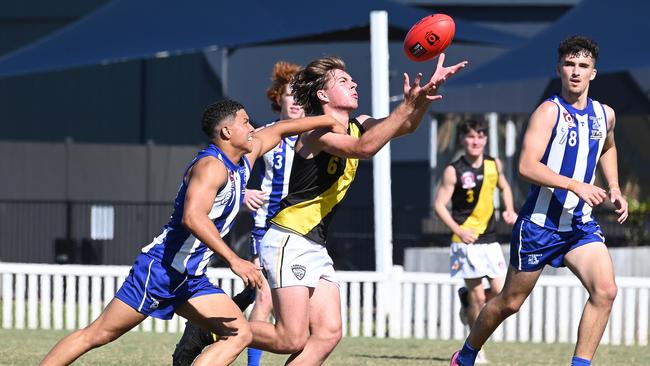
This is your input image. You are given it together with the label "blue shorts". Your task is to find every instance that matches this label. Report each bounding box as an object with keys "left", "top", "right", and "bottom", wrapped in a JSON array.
[
  {"left": 115, "top": 253, "right": 224, "bottom": 320},
  {"left": 250, "top": 226, "right": 267, "bottom": 257},
  {"left": 510, "top": 218, "right": 605, "bottom": 272}
]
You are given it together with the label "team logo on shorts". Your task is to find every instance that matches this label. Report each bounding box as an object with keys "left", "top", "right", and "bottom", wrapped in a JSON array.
[
  {"left": 527, "top": 254, "right": 542, "bottom": 265},
  {"left": 291, "top": 264, "right": 306, "bottom": 280},
  {"left": 149, "top": 297, "right": 160, "bottom": 310}
]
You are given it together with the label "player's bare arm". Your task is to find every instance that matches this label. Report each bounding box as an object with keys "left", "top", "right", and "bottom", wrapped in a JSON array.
[
  {"left": 434, "top": 165, "right": 477, "bottom": 244},
  {"left": 518, "top": 101, "right": 607, "bottom": 207},
  {"left": 310, "top": 55, "right": 468, "bottom": 160},
  {"left": 247, "top": 115, "right": 344, "bottom": 162},
  {"left": 495, "top": 158, "right": 517, "bottom": 224},
  {"left": 598, "top": 105, "right": 628, "bottom": 223},
  {"left": 362, "top": 54, "right": 468, "bottom": 138},
  {"left": 182, "top": 157, "right": 263, "bottom": 288}
]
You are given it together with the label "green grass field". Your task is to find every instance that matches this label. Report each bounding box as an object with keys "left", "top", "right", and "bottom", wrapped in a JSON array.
[{"left": 2, "top": 329, "right": 645, "bottom": 365}]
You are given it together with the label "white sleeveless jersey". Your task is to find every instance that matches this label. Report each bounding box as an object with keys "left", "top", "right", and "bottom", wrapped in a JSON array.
[
  {"left": 142, "top": 144, "right": 250, "bottom": 275},
  {"left": 519, "top": 95, "right": 608, "bottom": 232},
  {"left": 252, "top": 121, "right": 297, "bottom": 229}
]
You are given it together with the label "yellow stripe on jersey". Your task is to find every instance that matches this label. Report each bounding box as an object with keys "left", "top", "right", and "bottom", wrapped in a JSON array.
[
  {"left": 451, "top": 159, "right": 498, "bottom": 242},
  {"left": 271, "top": 121, "right": 362, "bottom": 240},
  {"left": 272, "top": 154, "right": 358, "bottom": 236}
]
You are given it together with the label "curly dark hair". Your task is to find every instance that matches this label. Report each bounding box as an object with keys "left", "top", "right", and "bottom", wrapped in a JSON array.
[
  {"left": 266, "top": 61, "right": 301, "bottom": 113},
  {"left": 201, "top": 99, "right": 244, "bottom": 138},
  {"left": 291, "top": 56, "right": 346, "bottom": 116},
  {"left": 558, "top": 35, "right": 599, "bottom": 63}
]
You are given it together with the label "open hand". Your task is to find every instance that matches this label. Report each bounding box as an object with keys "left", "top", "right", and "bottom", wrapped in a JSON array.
[{"left": 403, "top": 53, "right": 468, "bottom": 103}]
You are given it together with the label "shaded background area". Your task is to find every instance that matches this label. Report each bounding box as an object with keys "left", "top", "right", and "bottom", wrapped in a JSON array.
[{"left": 1, "top": 0, "right": 649, "bottom": 270}]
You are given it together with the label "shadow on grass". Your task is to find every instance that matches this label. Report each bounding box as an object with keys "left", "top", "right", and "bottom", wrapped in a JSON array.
[{"left": 354, "top": 354, "right": 451, "bottom": 362}]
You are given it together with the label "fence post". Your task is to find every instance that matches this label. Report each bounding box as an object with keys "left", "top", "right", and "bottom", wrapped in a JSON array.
[{"left": 389, "top": 265, "right": 403, "bottom": 338}]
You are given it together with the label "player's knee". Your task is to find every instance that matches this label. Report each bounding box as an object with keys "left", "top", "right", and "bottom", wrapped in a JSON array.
[
  {"left": 280, "top": 334, "right": 309, "bottom": 354},
  {"left": 84, "top": 328, "right": 118, "bottom": 348},
  {"left": 326, "top": 327, "right": 343, "bottom": 350},
  {"left": 592, "top": 281, "right": 617, "bottom": 306},
  {"left": 500, "top": 295, "right": 525, "bottom": 315},
  {"left": 313, "top": 320, "right": 342, "bottom": 352}
]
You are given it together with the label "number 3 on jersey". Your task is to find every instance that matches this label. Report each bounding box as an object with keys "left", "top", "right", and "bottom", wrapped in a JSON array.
[
  {"left": 466, "top": 189, "right": 474, "bottom": 203},
  {"left": 274, "top": 155, "right": 283, "bottom": 169}
]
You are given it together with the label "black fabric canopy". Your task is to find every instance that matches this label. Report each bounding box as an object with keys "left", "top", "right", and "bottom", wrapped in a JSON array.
[{"left": 0, "top": 0, "right": 523, "bottom": 78}]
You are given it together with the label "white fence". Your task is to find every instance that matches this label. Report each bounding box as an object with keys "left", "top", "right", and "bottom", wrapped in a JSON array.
[{"left": 1, "top": 262, "right": 648, "bottom": 346}]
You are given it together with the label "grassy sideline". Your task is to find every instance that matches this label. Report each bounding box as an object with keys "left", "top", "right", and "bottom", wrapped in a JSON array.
[{"left": 2, "top": 329, "right": 644, "bottom": 365}]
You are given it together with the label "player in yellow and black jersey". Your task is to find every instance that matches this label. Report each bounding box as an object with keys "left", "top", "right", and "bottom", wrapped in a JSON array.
[
  {"left": 449, "top": 154, "right": 499, "bottom": 244},
  {"left": 248, "top": 55, "right": 468, "bottom": 365},
  {"left": 271, "top": 118, "right": 363, "bottom": 245},
  {"left": 434, "top": 119, "right": 517, "bottom": 364}
]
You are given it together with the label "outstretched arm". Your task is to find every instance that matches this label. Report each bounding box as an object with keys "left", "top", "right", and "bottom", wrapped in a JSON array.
[
  {"left": 246, "top": 115, "right": 345, "bottom": 162},
  {"left": 598, "top": 105, "right": 628, "bottom": 223},
  {"left": 313, "top": 54, "right": 468, "bottom": 160},
  {"left": 495, "top": 158, "right": 517, "bottom": 224},
  {"left": 434, "top": 165, "right": 477, "bottom": 244},
  {"left": 182, "top": 157, "right": 263, "bottom": 288},
  {"left": 363, "top": 53, "right": 468, "bottom": 137}
]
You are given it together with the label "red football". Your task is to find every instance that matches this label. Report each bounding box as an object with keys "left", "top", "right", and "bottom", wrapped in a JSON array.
[{"left": 403, "top": 14, "right": 455, "bottom": 62}]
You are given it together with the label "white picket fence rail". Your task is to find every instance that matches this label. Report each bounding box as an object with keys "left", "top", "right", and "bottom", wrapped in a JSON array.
[{"left": 1, "top": 262, "right": 648, "bottom": 346}]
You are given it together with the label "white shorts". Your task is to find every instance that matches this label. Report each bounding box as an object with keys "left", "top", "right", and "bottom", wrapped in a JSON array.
[
  {"left": 259, "top": 225, "right": 338, "bottom": 289},
  {"left": 450, "top": 242, "right": 507, "bottom": 279}
]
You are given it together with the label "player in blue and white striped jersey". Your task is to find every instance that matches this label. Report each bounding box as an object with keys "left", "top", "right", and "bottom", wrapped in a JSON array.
[
  {"left": 171, "top": 62, "right": 305, "bottom": 366},
  {"left": 452, "top": 36, "right": 629, "bottom": 366},
  {"left": 41, "top": 100, "right": 344, "bottom": 366}
]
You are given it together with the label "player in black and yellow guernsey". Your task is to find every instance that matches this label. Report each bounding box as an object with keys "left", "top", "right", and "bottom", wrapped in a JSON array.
[
  {"left": 246, "top": 55, "right": 467, "bottom": 365},
  {"left": 434, "top": 119, "right": 517, "bottom": 364},
  {"left": 269, "top": 116, "right": 364, "bottom": 244}
]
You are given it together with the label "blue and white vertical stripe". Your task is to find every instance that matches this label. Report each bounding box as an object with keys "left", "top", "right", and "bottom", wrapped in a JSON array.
[
  {"left": 142, "top": 144, "right": 250, "bottom": 276},
  {"left": 519, "top": 95, "right": 608, "bottom": 232},
  {"left": 252, "top": 121, "right": 296, "bottom": 230}
]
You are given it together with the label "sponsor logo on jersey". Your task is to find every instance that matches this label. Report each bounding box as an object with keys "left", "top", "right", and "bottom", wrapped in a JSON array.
[
  {"left": 460, "top": 171, "right": 476, "bottom": 189},
  {"left": 589, "top": 115, "right": 602, "bottom": 130},
  {"left": 563, "top": 111, "right": 575, "bottom": 128},
  {"left": 590, "top": 130, "right": 603, "bottom": 140},
  {"left": 291, "top": 264, "right": 306, "bottom": 280}
]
